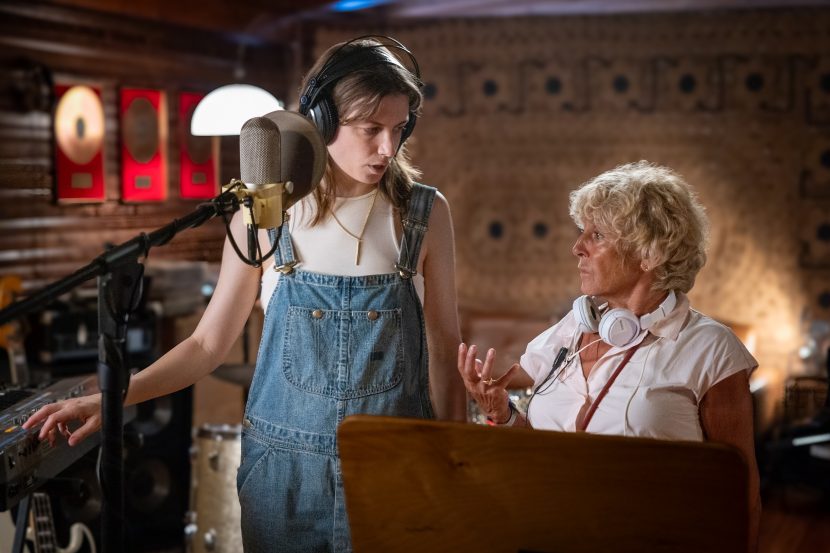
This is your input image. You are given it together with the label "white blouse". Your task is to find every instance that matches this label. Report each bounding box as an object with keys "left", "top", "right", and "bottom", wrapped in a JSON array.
[{"left": 519, "top": 293, "right": 757, "bottom": 441}]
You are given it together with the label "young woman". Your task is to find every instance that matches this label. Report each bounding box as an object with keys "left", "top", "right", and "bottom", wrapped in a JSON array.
[{"left": 26, "top": 36, "right": 466, "bottom": 552}]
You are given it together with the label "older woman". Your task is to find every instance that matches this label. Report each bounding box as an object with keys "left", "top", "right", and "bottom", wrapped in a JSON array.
[{"left": 458, "top": 161, "right": 760, "bottom": 551}]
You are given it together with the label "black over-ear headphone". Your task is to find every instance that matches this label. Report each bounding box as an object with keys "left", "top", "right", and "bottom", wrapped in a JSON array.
[{"left": 298, "top": 35, "right": 422, "bottom": 148}]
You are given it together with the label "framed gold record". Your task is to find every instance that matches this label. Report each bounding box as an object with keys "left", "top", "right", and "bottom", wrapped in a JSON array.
[
  {"left": 54, "top": 84, "right": 106, "bottom": 202},
  {"left": 55, "top": 85, "right": 104, "bottom": 165},
  {"left": 179, "top": 91, "right": 218, "bottom": 199},
  {"left": 120, "top": 88, "right": 168, "bottom": 202}
]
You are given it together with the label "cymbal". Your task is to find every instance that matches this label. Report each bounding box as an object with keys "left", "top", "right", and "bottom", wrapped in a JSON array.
[{"left": 212, "top": 363, "right": 255, "bottom": 387}]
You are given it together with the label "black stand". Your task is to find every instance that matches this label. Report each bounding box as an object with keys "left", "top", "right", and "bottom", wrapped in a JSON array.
[
  {"left": 0, "top": 188, "right": 240, "bottom": 553},
  {"left": 97, "top": 261, "right": 143, "bottom": 552},
  {"left": 11, "top": 494, "right": 30, "bottom": 553}
]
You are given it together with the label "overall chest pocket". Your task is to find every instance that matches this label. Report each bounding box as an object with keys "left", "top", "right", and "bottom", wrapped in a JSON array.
[{"left": 282, "top": 305, "right": 404, "bottom": 398}]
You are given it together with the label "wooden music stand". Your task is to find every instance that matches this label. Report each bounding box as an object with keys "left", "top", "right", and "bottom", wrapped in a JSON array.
[{"left": 338, "top": 416, "right": 748, "bottom": 553}]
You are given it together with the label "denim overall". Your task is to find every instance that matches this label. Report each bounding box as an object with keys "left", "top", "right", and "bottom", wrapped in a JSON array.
[{"left": 237, "top": 184, "right": 437, "bottom": 553}]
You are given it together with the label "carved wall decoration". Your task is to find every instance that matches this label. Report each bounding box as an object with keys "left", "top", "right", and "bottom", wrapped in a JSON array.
[
  {"left": 656, "top": 56, "right": 721, "bottom": 112},
  {"left": 524, "top": 58, "right": 582, "bottom": 113},
  {"left": 806, "top": 55, "right": 830, "bottom": 125},
  {"left": 421, "top": 61, "right": 478, "bottom": 118},
  {"left": 726, "top": 55, "right": 792, "bottom": 112},
  {"left": 801, "top": 132, "right": 830, "bottom": 198},
  {"left": 317, "top": 8, "right": 830, "bottom": 374},
  {"left": 463, "top": 62, "right": 515, "bottom": 114},
  {"left": 587, "top": 57, "right": 654, "bottom": 112},
  {"left": 807, "top": 271, "right": 830, "bottom": 317},
  {"left": 801, "top": 205, "right": 830, "bottom": 268}
]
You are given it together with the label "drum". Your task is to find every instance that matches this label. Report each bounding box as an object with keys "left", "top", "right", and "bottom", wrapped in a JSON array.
[{"left": 187, "top": 424, "right": 242, "bottom": 553}]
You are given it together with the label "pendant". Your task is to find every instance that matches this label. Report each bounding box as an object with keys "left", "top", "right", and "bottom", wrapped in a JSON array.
[{"left": 355, "top": 239, "right": 362, "bottom": 265}]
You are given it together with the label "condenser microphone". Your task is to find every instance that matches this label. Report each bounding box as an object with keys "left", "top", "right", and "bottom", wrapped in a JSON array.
[
  {"left": 261, "top": 109, "right": 327, "bottom": 207},
  {"left": 234, "top": 110, "right": 326, "bottom": 266},
  {"left": 238, "top": 111, "right": 327, "bottom": 229},
  {"left": 239, "top": 116, "right": 282, "bottom": 231}
]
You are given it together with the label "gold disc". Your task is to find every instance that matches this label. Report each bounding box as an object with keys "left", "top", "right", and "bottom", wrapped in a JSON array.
[{"left": 55, "top": 85, "right": 105, "bottom": 165}]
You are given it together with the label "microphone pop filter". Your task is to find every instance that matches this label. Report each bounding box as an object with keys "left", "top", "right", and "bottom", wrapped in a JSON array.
[{"left": 262, "top": 110, "right": 327, "bottom": 209}]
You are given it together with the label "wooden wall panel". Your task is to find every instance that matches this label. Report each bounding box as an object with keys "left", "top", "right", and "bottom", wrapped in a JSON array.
[{"left": 0, "top": 1, "right": 292, "bottom": 293}]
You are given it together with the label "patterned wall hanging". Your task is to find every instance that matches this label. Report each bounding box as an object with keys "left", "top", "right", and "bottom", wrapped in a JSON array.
[
  {"left": 54, "top": 84, "right": 105, "bottom": 203},
  {"left": 121, "top": 88, "right": 168, "bottom": 202},
  {"left": 801, "top": 134, "right": 830, "bottom": 199},
  {"left": 179, "top": 91, "right": 218, "bottom": 200}
]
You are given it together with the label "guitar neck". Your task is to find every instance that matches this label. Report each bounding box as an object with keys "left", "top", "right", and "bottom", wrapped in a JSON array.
[{"left": 30, "top": 492, "right": 60, "bottom": 553}]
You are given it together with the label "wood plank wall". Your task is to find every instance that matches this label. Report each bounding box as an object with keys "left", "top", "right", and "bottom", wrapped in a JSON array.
[{"left": 0, "top": 1, "right": 294, "bottom": 293}]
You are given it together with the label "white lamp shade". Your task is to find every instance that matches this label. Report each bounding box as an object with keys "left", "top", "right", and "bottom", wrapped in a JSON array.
[{"left": 190, "top": 84, "right": 283, "bottom": 136}]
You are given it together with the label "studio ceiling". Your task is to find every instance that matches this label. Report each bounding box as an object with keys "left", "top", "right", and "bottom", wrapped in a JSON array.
[{"left": 44, "top": 0, "right": 830, "bottom": 40}]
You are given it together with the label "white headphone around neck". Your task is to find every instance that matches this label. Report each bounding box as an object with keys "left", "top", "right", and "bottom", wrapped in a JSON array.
[{"left": 573, "top": 290, "right": 677, "bottom": 348}]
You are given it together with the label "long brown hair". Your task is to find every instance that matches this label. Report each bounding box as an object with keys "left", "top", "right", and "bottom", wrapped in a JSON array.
[{"left": 300, "top": 38, "right": 423, "bottom": 225}]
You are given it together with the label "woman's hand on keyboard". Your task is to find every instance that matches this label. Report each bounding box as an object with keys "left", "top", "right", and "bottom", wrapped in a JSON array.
[{"left": 22, "top": 393, "right": 102, "bottom": 446}]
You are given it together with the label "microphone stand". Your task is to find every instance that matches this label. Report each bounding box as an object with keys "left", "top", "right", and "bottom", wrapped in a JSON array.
[{"left": 0, "top": 186, "right": 241, "bottom": 553}]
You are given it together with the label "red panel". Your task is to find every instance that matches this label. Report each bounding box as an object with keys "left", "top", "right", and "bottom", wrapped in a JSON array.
[
  {"left": 120, "top": 88, "right": 168, "bottom": 202},
  {"left": 54, "top": 84, "right": 106, "bottom": 203},
  {"left": 179, "top": 91, "right": 218, "bottom": 200}
]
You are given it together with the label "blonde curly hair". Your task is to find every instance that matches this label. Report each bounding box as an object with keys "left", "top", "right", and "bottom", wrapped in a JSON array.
[{"left": 568, "top": 161, "right": 709, "bottom": 293}]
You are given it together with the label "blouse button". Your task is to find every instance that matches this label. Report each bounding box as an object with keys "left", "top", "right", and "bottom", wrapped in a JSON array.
[
  {"left": 312, "top": 309, "right": 324, "bottom": 319},
  {"left": 367, "top": 310, "right": 379, "bottom": 321}
]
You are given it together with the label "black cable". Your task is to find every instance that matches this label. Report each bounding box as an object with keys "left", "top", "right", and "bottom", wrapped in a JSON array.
[
  {"left": 523, "top": 346, "right": 570, "bottom": 426},
  {"left": 220, "top": 210, "right": 280, "bottom": 268},
  {"left": 535, "top": 346, "right": 570, "bottom": 396}
]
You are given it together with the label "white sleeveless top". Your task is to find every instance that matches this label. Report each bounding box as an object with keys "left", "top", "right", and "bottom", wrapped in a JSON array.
[{"left": 260, "top": 191, "right": 426, "bottom": 308}]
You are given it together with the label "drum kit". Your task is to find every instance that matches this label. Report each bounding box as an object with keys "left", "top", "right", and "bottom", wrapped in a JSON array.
[
  {"left": 185, "top": 363, "right": 253, "bottom": 552},
  {"left": 186, "top": 424, "right": 242, "bottom": 552}
]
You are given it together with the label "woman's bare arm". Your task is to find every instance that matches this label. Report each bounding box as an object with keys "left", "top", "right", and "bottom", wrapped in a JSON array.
[
  {"left": 421, "top": 192, "right": 466, "bottom": 421},
  {"left": 24, "top": 211, "right": 263, "bottom": 444}
]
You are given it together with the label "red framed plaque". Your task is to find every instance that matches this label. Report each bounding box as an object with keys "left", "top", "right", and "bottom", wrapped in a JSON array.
[
  {"left": 121, "top": 88, "right": 168, "bottom": 202},
  {"left": 54, "top": 84, "right": 105, "bottom": 203},
  {"left": 179, "top": 91, "right": 218, "bottom": 199}
]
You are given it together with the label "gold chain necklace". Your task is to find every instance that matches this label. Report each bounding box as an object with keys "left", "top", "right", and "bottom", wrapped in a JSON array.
[{"left": 329, "top": 190, "right": 378, "bottom": 265}]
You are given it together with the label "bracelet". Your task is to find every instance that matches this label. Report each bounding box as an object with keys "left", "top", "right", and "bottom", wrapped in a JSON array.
[{"left": 486, "top": 399, "right": 518, "bottom": 426}]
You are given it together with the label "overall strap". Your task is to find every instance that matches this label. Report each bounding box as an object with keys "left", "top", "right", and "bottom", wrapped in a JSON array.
[
  {"left": 395, "top": 183, "right": 437, "bottom": 279},
  {"left": 267, "top": 221, "right": 298, "bottom": 274}
]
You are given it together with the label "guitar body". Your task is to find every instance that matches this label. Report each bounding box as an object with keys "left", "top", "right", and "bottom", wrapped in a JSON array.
[{"left": 27, "top": 492, "right": 95, "bottom": 553}]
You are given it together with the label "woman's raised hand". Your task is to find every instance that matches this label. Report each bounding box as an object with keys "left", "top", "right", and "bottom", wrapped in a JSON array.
[
  {"left": 21, "top": 394, "right": 102, "bottom": 447},
  {"left": 457, "top": 343, "right": 520, "bottom": 424}
]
